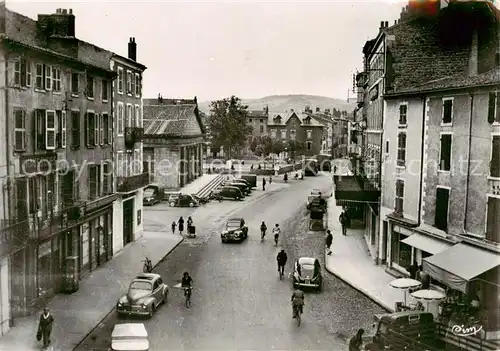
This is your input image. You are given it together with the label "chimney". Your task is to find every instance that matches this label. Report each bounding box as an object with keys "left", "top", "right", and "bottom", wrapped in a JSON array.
[
  {"left": 62, "top": 9, "right": 67, "bottom": 14},
  {"left": 468, "top": 31, "right": 478, "bottom": 76},
  {"left": 290, "top": 108, "right": 294, "bottom": 113},
  {"left": 128, "top": 37, "right": 137, "bottom": 61},
  {"left": 379, "top": 21, "right": 384, "bottom": 31},
  {"left": 384, "top": 21, "right": 388, "bottom": 28},
  {"left": 37, "top": 8, "right": 76, "bottom": 37},
  {"left": 158, "top": 93, "right": 163, "bottom": 104},
  {"left": 69, "top": 9, "right": 73, "bottom": 14}
]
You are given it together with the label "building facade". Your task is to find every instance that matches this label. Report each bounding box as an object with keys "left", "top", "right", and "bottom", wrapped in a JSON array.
[
  {"left": 111, "top": 39, "right": 148, "bottom": 254},
  {"left": 267, "top": 110, "right": 324, "bottom": 157},
  {"left": 143, "top": 97, "right": 205, "bottom": 189},
  {"left": 246, "top": 107, "right": 269, "bottom": 137},
  {"left": 0, "top": 6, "right": 119, "bottom": 324}
]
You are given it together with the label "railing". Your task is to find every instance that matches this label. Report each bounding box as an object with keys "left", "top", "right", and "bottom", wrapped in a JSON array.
[
  {"left": 116, "top": 172, "right": 150, "bottom": 193},
  {"left": 0, "top": 219, "right": 30, "bottom": 257},
  {"left": 436, "top": 321, "right": 500, "bottom": 351}
]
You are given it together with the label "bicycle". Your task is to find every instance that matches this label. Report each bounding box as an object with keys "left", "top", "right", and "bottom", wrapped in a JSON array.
[
  {"left": 274, "top": 234, "right": 279, "bottom": 246},
  {"left": 293, "top": 304, "right": 302, "bottom": 326},
  {"left": 183, "top": 287, "right": 192, "bottom": 308},
  {"left": 143, "top": 257, "right": 153, "bottom": 273}
]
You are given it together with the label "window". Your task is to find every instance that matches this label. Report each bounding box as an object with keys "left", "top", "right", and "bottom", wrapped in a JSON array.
[
  {"left": 102, "top": 113, "right": 111, "bottom": 144},
  {"left": 135, "top": 73, "right": 141, "bottom": 96},
  {"left": 439, "top": 134, "right": 452, "bottom": 171},
  {"left": 307, "top": 130, "right": 312, "bottom": 139},
  {"left": 306, "top": 141, "right": 312, "bottom": 150},
  {"left": 281, "top": 130, "right": 286, "bottom": 139},
  {"left": 56, "top": 110, "right": 66, "bottom": 148},
  {"left": 399, "top": 104, "right": 407, "bottom": 125},
  {"left": 116, "top": 151, "right": 124, "bottom": 177},
  {"left": 117, "top": 103, "right": 124, "bottom": 135},
  {"left": 34, "top": 109, "right": 46, "bottom": 150},
  {"left": 35, "top": 64, "right": 44, "bottom": 89},
  {"left": 86, "top": 75, "right": 94, "bottom": 99},
  {"left": 45, "top": 111, "right": 56, "bottom": 150},
  {"left": 127, "top": 70, "right": 132, "bottom": 94},
  {"left": 71, "top": 72, "right": 79, "bottom": 95},
  {"left": 88, "top": 165, "right": 101, "bottom": 200},
  {"left": 134, "top": 149, "right": 141, "bottom": 174},
  {"left": 135, "top": 105, "right": 140, "bottom": 127},
  {"left": 45, "top": 65, "right": 52, "bottom": 90},
  {"left": 25, "top": 61, "right": 32, "bottom": 87},
  {"left": 271, "top": 130, "right": 276, "bottom": 138},
  {"left": 131, "top": 73, "right": 136, "bottom": 97},
  {"left": 127, "top": 104, "right": 133, "bottom": 127},
  {"left": 102, "top": 79, "right": 108, "bottom": 101},
  {"left": 385, "top": 140, "right": 389, "bottom": 154},
  {"left": 442, "top": 98, "right": 453, "bottom": 124},
  {"left": 491, "top": 135, "right": 500, "bottom": 178},
  {"left": 98, "top": 114, "right": 104, "bottom": 145},
  {"left": 103, "top": 162, "right": 111, "bottom": 194},
  {"left": 391, "top": 231, "right": 411, "bottom": 269},
  {"left": 486, "top": 197, "right": 500, "bottom": 243},
  {"left": 435, "top": 187, "right": 450, "bottom": 231},
  {"left": 248, "top": 118, "right": 251, "bottom": 123},
  {"left": 397, "top": 133, "right": 406, "bottom": 166},
  {"left": 14, "top": 59, "right": 21, "bottom": 86},
  {"left": 85, "top": 112, "right": 96, "bottom": 146},
  {"left": 13, "top": 109, "right": 26, "bottom": 151},
  {"left": 117, "top": 67, "right": 124, "bottom": 94},
  {"left": 304, "top": 117, "right": 310, "bottom": 125},
  {"left": 290, "top": 129, "right": 296, "bottom": 140},
  {"left": 259, "top": 125, "right": 264, "bottom": 133},
  {"left": 395, "top": 179, "right": 404, "bottom": 214},
  {"left": 260, "top": 119, "right": 264, "bottom": 123},
  {"left": 52, "top": 67, "right": 61, "bottom": 92},
  {"left": 71, "top": 110, "right": 80, "bottom": 148},
  {"left": 95, "top": 114, "right": 101, "bottom": 146}
]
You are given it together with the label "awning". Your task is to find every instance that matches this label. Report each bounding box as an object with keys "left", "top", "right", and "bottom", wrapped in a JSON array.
[
  {"left": 401, "top": 233, "right": 452, "bottom": 255},
  {"left": 423, "top": 243, "right": 500, "bottom": 293},
  {"left": 334, "top": 175, "right": 379, "bottom": 204}
]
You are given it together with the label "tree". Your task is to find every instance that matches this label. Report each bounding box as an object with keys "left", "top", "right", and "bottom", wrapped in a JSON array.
[
  {"left": 208, "top": 96, "right": 253, "bottom": 158},
  {"left": 286, "top": 139, "right": 304, "bottom": 160},
  {"left": 271, "top": 139, "right": 285, "bottom": 156}
]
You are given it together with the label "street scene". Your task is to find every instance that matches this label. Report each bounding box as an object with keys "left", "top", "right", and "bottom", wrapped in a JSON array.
[{"left": 0, "top": 1, "right": 499, "bottom": 351}]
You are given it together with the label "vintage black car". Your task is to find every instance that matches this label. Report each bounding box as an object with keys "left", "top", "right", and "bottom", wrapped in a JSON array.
[
  {"left": 221, "top": 218, "right": 248, "bottom": 242},
  {"left": 214, "top": 186, "right": 244, "bottom": 200},
  {"left": 143, "top": 188, "right": 160, "bottom": 206},
  {"left": 240, "top": 174, "right": 257, "bottom": 188},
  {"left": 169, "top": 194, "right": 199, "bottom": 207},
  {"left": 232, "top": 179, "right": 252, "bottom": 194},
  {"left": 225, "top": 181, "right": 249, "bottom": 196},
  {"left": 116, "top": 273, "right": 169, "bottom": 318},
  {"left": 293, "top": 257, "right": 322, "bottom": 291}
]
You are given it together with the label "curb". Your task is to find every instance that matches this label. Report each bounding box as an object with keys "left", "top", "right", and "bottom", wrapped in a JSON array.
[
  {"left": 324, "top": 252, "right": 393, "bottom": 313},
  {"left": 72, "top": 237, "right": 184, "bottom": 351}
]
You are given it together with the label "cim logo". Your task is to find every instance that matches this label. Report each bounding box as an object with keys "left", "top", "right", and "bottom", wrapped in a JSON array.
[{"left": 451, "top": 324, "right": 483, "bottom": 337}]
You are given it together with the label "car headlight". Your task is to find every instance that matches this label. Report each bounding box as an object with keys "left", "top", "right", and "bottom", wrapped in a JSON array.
[
  {"left": 117, "top": 302, "right": 122, "bottom": 307},
  {"left": 142, "top": 304, "right": 147, "bottom": 309}
]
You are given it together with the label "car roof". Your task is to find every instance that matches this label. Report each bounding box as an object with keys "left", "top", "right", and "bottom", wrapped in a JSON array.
[
  {"left": 112, "top": 323, "right": 148, "bottom": 338},
  {"left": 298, "top": 257, "right": 316, "bottom": 265},
  {"left": 228, "top": 218, "right": 243, "bottom": 222},
  {"left": 134, "top": 273, "right": 160, "bottom": 281}
]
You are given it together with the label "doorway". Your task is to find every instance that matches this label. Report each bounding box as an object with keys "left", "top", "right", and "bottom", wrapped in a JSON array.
[{"left": 123, "top": 199, "right": 134, "bottom": 246}]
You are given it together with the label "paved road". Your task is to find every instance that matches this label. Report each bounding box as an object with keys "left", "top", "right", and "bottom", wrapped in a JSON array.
[{"left": 76, "top": 173, "right": 384, "bottom": 350}]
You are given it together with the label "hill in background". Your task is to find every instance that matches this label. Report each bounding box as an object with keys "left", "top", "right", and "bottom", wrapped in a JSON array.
[{"left": 198, "top": 94, "right": 354, "bottom": 114}]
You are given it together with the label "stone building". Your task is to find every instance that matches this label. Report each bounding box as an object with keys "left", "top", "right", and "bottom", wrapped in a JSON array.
[
  {"left": 0, "top": 6, "right": 117, "bottom": 324},
  {"left": 111, "top": 39, "right": 148, "bottom": 253},
  {"left": 143, "top": 96, "right": 205, "bottom": 189}
]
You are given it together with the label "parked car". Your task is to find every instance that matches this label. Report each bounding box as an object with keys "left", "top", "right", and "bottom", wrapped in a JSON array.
[
  {"left": 306, "top": 194, "right": 320, "bottom": 209},
  {"left": 240, "top": 174, "right": 257, "bottom": 188},
  {"left": 232, "top": 179, "right": 252, "bottom": 194},
  {"left": 169, "top": 194, "right": 199, "bottom": 207},
  {"left": 226, "top": 182, "right": 249, "bottom": 196},
  {"left": 116, "top": 273, "right": 169, "bottom": 318},
  {"left": 293, "top": 257, "right": 322, "bottom": 291},
  {"left": 111, "top": 323, "right": 149, "bottom": 351},
  {"left": 143, "top": 188, "right": 160, "bottom": 206},
  {"left": 213, "top": 186, "right": 244, "bottom": 201},
  {"left": 221, "top": 218, "right": 248, "bottom": 243},
  {"left": 310, "top": 189, "right": 321, "bottom": 195}
]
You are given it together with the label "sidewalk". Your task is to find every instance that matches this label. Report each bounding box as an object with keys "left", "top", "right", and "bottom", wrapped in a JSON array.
[
  {"left": 0, "top": 222, "right": 183, "bottom": 351},
  {"left": 324, "top": 159, "right": 401, "bottom": 313}
]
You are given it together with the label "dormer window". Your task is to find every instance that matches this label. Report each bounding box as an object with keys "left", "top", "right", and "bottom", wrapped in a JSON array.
[{"left": 304, "top": 117, "right": 311, "bottom": 125}]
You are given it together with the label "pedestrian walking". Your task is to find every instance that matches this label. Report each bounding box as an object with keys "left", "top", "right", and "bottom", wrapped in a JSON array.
[
  {"left": 348, "top": 328, "right": 365, "bottom": 351},
  {"left": 325, "top": 230, "right": 333, "bottom": 255},
  {"left": 37, "top": 307, "right": 54, "bottom": 350},
  {"left": 339, "top": 211, "right": 347, "bottom": 236},
  {"left": 262, "top": 177, "right": 266, "bottom": 191},
  {"left": 276, "top": 249, "right": 288, "bottom": 277},
  {"left": 269, "top": 175, "right": 272, "bottom": 184},
  {"left": 178, "top": 216, "right": 185, "bottom": 235},
  {"left": 171, "top": 221, "right": 176, "bottom": 234}
]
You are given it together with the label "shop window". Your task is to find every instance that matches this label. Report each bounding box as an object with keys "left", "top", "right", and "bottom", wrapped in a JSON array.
[
  {"left": 391, "top": 231, "right": 411, "bottom": 270},
  {"left": 435, "top": 187, "right": 450, "bottom": 231},
  {"left": 486, "top": 197, "right": 500, "bottom": 243}
]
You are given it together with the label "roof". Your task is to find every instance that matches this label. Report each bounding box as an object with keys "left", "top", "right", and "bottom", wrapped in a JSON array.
[
  {"left": 385, "top": 67, "right": 500, "bottom": 96},
  {"left": 111, "top": 53, "right": 147, "bottom": 71},
  {"left": 4, "top": 8, "right": 113, "bottom": 73},
  {"left": 248, "top": 109, "right": 268, "bottom": 118},
  {"left": 143, "top": 99, "right": 203, "bottom": 137},
  {"left": 268, "top": 111, "right": 323, "bottom": 126},
  {"left": 383, "top": 1, "right": 498, "bottom": 95}
]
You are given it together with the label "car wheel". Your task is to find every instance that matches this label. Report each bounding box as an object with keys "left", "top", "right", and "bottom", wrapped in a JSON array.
[
  {"left": 169, "top": 202, "right": 175, "bottom": 207},
  {"left": 162, "top": 291, "right": 168, "bottom": 304},
  {"left": 189, "top": 202, "right": 195, "bottom": 207},
  {"left": 236, "top": 196, "right": 241, "bottom": 200},
  {"left": 149, "top": 304, "right": 156, "bottom": 318}
]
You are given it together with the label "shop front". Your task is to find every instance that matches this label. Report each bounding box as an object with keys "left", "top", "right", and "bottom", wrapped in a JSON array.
[{"left": 389, "top": 225, "right": 412, "bottom": 274}]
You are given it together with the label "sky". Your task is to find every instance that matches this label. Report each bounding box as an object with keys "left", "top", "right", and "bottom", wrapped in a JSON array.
[{"left": 7, "top": 0, "right": 410, "bottom": 101}]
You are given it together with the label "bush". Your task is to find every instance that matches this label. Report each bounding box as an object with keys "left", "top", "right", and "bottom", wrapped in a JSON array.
[{"left": 249, "top": 169, "right": 275, "bottom": 176}]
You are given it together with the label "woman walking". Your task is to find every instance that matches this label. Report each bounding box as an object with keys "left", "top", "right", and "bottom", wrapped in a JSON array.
[{"left": 178, "top": 216, "right": 185, "bottom": 236}]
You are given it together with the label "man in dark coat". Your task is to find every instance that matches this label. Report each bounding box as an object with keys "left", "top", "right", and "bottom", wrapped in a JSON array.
[
  {"left": 339, "top": 211, "right": 347, "bottom": 235},
  {"left": 37, "top": 307, "right": 54, "bottom": 349},
  {"left": 325, "top": 230, "right": 333, "bottom": 255},
  {"left": 277, "top": 249, "right": 288, "bottom": 276},
  {"left": 349, "top": 328, "right": 364, "bottom": 351},
  {"left": 262, "top": 177, "right": 266, "bottom": 191}
]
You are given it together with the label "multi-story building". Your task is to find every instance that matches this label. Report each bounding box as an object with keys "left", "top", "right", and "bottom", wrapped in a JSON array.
[
  {"left": 381, "top": 0, "right": 500, "bottom": 337},
  {"left": 1, "top": 6, "right": 117, "bottom": 322},
  {"left": 306, "top": 106, "right": 333, "bottom": 156},
  {"left": 247, "top": 107, "right": 269, "bottom": 137},
  {"left": 267, "top": 110, "right": 324, "bottom": 157},
  {"left": 111, "top": 39, "right": 148, "bottom": 253}
]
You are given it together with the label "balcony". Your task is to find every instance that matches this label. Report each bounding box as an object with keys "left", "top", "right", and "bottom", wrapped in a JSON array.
[
  {"left": 0, "top": 220, "right": 30, "bottom": 257},
  {"left": 117, "top": 172, "right": 150, "bottom": 193},
  {"left": 124, "top": 127, "right": 144, "bottom": 149}
]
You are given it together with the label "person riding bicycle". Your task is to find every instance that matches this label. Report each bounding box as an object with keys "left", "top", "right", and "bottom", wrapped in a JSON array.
[
  {"left": 272, "top": 224, "right": 281, "bottom": 242},
  {"left": 291, "top": 289, "right": 305, "bottom": 317},
  {"left": 260, "top": 221, "right": 267, "bottom": 238},
  {"left": 277, "top": 249, "right": 287, "bottom": 276},
  {"left": 181, "top": 272, "right": 193, "bottom": 295}
]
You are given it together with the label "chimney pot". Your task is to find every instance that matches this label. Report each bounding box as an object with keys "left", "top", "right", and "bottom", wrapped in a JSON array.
[
  {"left": 69, "top": 9, "right": 73, "bottom": 14},
  {"left": 384, "top": 21, "right": 388, "bottom": 28},
  {"left": 62, "top": 9, "right": 67, "bottom": 14},
  {"left": 380, "top": 21, "right": 384, "bottom": 28},
  {"left": 128, "top": 37, "right": 137, "bottom": 61}
]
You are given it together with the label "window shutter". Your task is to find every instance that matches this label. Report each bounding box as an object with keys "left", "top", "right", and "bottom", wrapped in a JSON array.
[
  {"left": 99, "top": 114, "right": 104, "bottom": 145},
  {"left": 44, "top": 65, "right": 52, "bottom": 90},
  {"left": 488, "top": 93, "right": 496, "bottom": 124},
  {"left": 491, "top": 136, "right": 500, "bottom": 178},
  {"left": 45, "top": 111, "right": 56, "bottom": 150},
  {"left": 84, "top": 113, "right": 89, "bottom": 146},
  {"left": 108, "top": 115, "right": 112, "bottom": 145},
  {"left": 61, "top": 111, "right": 67, "bottom": 148},
  {"left": 486, "top": 198, "right": 500, "bottom": 242},
  {"left": 94, "top": 114, "right": 100, "bottom": 146},
  {"left": 497, "top": 93, "right": 500, "bottom": 123},
  {"left": 20, "top": 59, "right": 27, "bottom": 87}
]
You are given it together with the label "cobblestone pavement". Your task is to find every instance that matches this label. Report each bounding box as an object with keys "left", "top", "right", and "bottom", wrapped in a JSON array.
[{"left": 75, "top": 173, "right": 384, "bottom": 351}]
